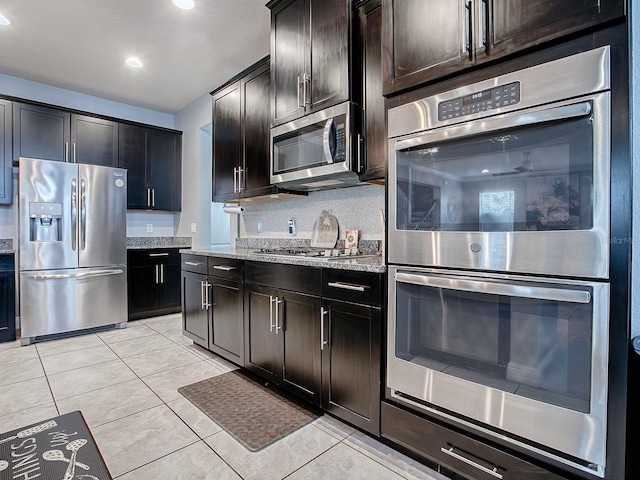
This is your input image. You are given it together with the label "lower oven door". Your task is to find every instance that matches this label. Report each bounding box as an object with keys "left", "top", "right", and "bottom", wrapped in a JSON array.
[{"left": 387, "top": 266, "right": 609, "bottom": 476}]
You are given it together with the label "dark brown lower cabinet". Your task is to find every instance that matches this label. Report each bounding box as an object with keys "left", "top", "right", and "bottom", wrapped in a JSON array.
[
  {"left": 181, "top": 269, "right": 209, "bottom": 348},
  {"left": 128, "top": 249, "right": 181, "bottom": 320},
  {"left": 244, "top": 262, "right": 322, "bottom": 406},
  {"left": 0, "top": 254, "right": 15, "bottom": 343}
]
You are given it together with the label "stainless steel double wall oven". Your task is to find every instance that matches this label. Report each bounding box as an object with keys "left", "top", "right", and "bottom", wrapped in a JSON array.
[{"left": 386, "top": 47, "right": 611, "bottom": 477}]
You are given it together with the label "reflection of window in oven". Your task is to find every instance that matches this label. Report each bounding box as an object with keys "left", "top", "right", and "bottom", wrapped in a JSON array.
[{"left": 480, "top": 190, "right": 515, "bottom": 231}]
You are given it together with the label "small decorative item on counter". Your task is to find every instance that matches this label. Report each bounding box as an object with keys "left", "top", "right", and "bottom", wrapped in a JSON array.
[{"left": 345, "top": 229, "right": 358, "bottom": 249}]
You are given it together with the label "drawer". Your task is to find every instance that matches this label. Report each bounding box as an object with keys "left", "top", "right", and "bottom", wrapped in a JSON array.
[
  {"left": 381, "top": 402, "right": 566, "bottom": 480},
  {"left": 181, "top": 254, "right": 208, "bottom": 274},
  {"left": 245, "top": 261, "right": 321, "bottom": 296},
  {"left": 322, "top": 269, "right": 383, "bottom": 306},
  {"left": 208, "top": 257, "right": 243, "bottom": 281},
  {"left": 129, "top": 248, "right": 180, "bottom": 266}
]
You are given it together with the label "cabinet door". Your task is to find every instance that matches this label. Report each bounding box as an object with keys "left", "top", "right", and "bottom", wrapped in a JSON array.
[
  {"left": 307, "top": 0, "right": 350, "bottom": 113},
  {"left": 280, "top": 291, "right": 322, "bottom": 405},
  {"left": 242, "top": 62, "right": 273, "bottom": 198},
  {"left": 148, "top": 130, "right": 181, "bottom": 211},
  {"left": 118, "top": 124, "right": 148, "bottom": 209},
  {"left": 13, "top": 102, "right": 71, "bottom": 163},
  {"left": 212, "top": 82, "right": 242, "bottom": 202},
  {"left": 127, "top": 263, "right": 157, "bottom": 317},
  {"left": 0, "top": 100, "right": 11, "bottom": 205},
  {"left": 182, "top": 270, "right": 209, "bottom": 347},
  {"left": 355, "top": 0, "right": 386, "bottom": 182},
  {"left": 0, "top": 256, "right": 16, "bottom": 343},
  {"left": 270, "top": 0, "right": 307, "bottom": 126},
  {"left": 245, "top": 285, "right": 281, "bottom": 381},
  {"left": 210, "top": 279, "right": 244, "bottom": 365},
  {"left": 71, "top": 115, "right": 118, "bottom": 167},
  {"left": 488, "top": 0, "right": 625, "bottom": 61},
  {"left": 382, "top": 0, "right": 469, "bottom": 95},
  {"left": 159, "top": 260, "right": 182, "bottom": 310},
  {"left": 322, "top": 299, "right": 381, "bottom": 435}
]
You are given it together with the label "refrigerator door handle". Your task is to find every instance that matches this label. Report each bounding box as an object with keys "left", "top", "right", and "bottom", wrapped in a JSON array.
[
  {"left": 25, "top": 269, "right": 124, "bottom": 280},
  {"left": 71, "top": 178, "right": 78, "bottom": 251},
  {"left": 80, "top": 178, "right": 87, "bottom": 250}
]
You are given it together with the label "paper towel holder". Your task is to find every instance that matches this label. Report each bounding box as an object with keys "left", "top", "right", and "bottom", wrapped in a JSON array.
[{"left": 222, "top": 204, "right": 245, "bottom": 214}]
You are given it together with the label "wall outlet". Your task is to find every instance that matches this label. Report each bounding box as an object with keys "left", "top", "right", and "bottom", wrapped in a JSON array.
[
  {"left": 257, "top": 219, "right": 263, "bottom": 234},
  {"left": 191, "top": 223, "right": 197, "bottom": 233},
  {"left": 146, "top": 224, "right": 153, "bottom": 233},
  {"left": 288, "top": 217, "right": 296, "bottom": 236}
]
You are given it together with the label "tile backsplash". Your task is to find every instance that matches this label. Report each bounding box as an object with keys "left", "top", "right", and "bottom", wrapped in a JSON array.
[{"left": 237, "top": 183, "right": 385, "bottom": 240}]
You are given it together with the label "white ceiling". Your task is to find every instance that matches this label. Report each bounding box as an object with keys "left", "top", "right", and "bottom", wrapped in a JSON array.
[{"left": 0, "top": 0, "right": 271, "bottom": 114}]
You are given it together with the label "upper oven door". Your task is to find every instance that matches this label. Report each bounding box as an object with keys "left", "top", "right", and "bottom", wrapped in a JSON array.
[
  {"left": 388, "top": 92, "right": 610, "bottom": 279},
  {"left": 270, "top": 101, "right": 352, "bottom": 187}
]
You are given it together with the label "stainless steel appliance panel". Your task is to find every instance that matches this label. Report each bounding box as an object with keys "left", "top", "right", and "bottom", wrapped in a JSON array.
[
  {"left": 19, "top": 157, "right": 79, "bottom": 271},
  {"left": 20, "top": 267, "right": 127, "bottom": 339},
  {"left": 388, "top": 64, "right": 610, "bottom": 279},
  {"left": 78, "top": 164, "right": 127, "bottom": 267},
  {"left": 387, "top": 266, "right": 609, "bottom": 475}
]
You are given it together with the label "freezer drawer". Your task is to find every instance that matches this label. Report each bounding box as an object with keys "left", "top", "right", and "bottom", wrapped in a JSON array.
[{"left": 20, "top": 266, "right": 127, "bottom": 342}]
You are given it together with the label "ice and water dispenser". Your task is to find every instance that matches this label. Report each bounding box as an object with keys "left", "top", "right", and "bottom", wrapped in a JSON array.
[{"left": 29, "top": 202, "right": 63, "bottom": 242}]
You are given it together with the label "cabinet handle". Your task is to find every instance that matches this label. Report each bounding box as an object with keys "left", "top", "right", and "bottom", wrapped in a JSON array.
[
  {"left": 72, "top": 142, "right": 77, "bottom": 163},
  {"left": 149, "top": 253, "right": 170, "bottom": 257},
  {"left": 327, "top": 281, "right": 367, "bottom": 292},
  {"left": 465, "top": 0, "right": 473, "bottom": 61},
  {"left": 64, "top": 142, "right": 70, "bottom": 163},
  {"left": 320, "top": 307, "right": 328, "bottom": 351},
  {"left": 160, "top": 264, "right": 164, "bottom": 284},
  {"left": 238, "top": 167, "right": 244, "bottom": 193},
  {"left": 482, "top": 0, "right": 491, "bottom": 55},
  {"left": 275, "top": 298, "right": 283, "bottom": 334},
  {"left": 155, "top": 265, "right": 159, "bottom": 284},
  {"left": 303, "top": 72, "right": 310, "bottom": 107},
  {"left": 151, "top": 188, "right": 155, "bottom": 207},
  {"left": 185, "top": 261, "right": 203, "bottom": 266},
  {"left": 212, "top": 265, "right": 235, "bottom": 271},
  {"left": 233, "top": 167, "right": 237, "bottom": 193},
  {"left": 205, "top": 281, "right": 212, "bottom": 309},
  {"left": 357, "top": 133, "right": 363, "bottom": 173},
  {"left": 147, "top": 188, "right": 151, "bottom": 207},
  {"left": 440, "top": 446, "right": 502, "bottom": 479},
  {"left": 297, "top": 75, "right": 303, "bottom": 109},
  {"left": 269, "top": 295, "right": 276, "bottom": 332}
]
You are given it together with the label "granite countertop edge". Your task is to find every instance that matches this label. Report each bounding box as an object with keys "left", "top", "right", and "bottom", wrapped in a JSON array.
[
  {"left": 181, "top": 247, "right": 387, "bottom": 273},
  {"left": 127, "top": 237, "right": 192, "bottom": 249},
  {"left": 0, "top": 239, "right": 14, "bottom": 254}
]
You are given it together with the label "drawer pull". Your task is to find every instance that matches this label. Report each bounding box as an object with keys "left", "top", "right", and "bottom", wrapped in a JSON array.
[
  {"left": 149, "top": 253, "right": 170, "bottom": 257},
  {"left": 327, "top": 281, "right": 367, "bottom": 292},
  {"left": 440, "top": 446, "right": 502, "bottom": 479},
  {"left": 184, "top": 261, "right": 203, "bottom": 266},
  {"left": 212, "top": 265, "right": 236, "bottom": 271}
]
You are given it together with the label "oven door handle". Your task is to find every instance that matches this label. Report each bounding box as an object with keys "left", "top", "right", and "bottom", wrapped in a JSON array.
[
  {"left": 394, "top": 102, "right": 592, "bottom": 151},
  {"left": 394, "top": 272, "right": 591, "bottom": 304}
]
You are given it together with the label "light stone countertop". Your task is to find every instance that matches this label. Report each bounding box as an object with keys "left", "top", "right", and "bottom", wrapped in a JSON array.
[
  {"left": 181, "top": 245, "right": 386, "bottom": 273},
  {"left": 127, "top": 237, "right": 192, "bottom": 250},
  {"left": 0, "top": 239, "right": 14, "bottom": 254}
]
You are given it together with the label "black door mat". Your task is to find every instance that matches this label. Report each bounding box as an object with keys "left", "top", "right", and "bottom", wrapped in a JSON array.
[
  {"left": 0, "top": 410, "right": 112, "bottom": 479},
  {"left": 178, "top": 370, "right": 321, "bottom": 451}
]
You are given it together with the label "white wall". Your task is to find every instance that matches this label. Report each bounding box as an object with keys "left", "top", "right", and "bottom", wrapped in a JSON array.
[{"left": 631, "top": 3, "right": 639, "bottom": 338}]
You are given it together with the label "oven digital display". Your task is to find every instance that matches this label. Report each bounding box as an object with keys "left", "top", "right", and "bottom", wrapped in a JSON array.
[{"left": 438, "top": 81, "right": 521, "bottom": 121}]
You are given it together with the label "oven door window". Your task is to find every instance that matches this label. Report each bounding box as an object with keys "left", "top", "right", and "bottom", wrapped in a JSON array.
[
  {"left": 395, "top": 278, "right": 593, "bottom": 413},
  {"left": 395, "top": 115, "right": 594, "bottom": 232}
]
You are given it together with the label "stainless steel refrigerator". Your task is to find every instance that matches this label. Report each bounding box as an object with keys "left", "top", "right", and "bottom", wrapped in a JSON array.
[{"left": 19, "top": 157, "right": 128, "bottom": 345}]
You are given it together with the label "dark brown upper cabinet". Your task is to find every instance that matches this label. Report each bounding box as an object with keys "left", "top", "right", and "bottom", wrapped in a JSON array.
[
  {"left": 13, "top": 102, "right": 118, "bottom": 167},
  {"left": 354, "top": 0, "right": 386, "bottom": 182},
  {"left": 382, "top": 0, "right": 625, "bottom": 95},
  {"left": 269, "top": 0, "right": 350, "bottom": 127},
  {"left": 0, "top": 100, "right": 11, "bottom": 205},
  {"left": 118, "top": 124, "right": 182, "bottom": 211},
  {"left": 212, "top": 57, "right": 274, "bottom": 203}
]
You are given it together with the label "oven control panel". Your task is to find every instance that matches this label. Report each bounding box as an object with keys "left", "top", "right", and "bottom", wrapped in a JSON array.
[{"left": 438, "top": 82, "right": 521, "bottom": 121}]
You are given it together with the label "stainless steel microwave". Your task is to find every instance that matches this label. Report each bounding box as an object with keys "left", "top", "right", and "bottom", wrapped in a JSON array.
[{"left": 270, "top": 101, "right": 359, "bottom": 191}]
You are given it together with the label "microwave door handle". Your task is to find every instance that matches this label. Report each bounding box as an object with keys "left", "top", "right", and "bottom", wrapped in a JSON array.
[
  {"left": 322, "top": 118, "right": 335, "bottom": 164},
  {"left": 394, "top": 272, "right": 591, "bottom": 304},
  {"left": 394, "top": 102, "right": 592, "bottom": 151}
]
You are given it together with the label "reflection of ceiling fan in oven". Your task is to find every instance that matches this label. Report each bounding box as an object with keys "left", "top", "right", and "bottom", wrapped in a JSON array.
[{"left": 492, "top": 151, "right": 532, "bottom": 177}]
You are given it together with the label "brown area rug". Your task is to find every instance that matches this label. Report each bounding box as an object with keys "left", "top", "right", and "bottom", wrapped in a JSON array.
[{"left": 178, "top": 370, "right": 321, "bottom": 451}]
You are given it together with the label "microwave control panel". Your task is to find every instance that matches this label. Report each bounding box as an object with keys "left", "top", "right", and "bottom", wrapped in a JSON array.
[
  {"left": 438, "top": 81, "right": 521, "bottom": 121},
  {"left": 334, "top": 122, "right": 346, "bottom": 163}
]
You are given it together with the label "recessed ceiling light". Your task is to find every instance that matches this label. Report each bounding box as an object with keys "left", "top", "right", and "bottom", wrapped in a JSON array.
[
  {"left": 481, "top": 168, "right": 490, "bottom": 174},
  {"left": 172, "top": 0, "right": 194, "bottom": 9},
  {"left": 0, "top": 14, "right": 12, "bottom": 26},
  {"left": 125, "top": 57, "right": 143, "bottom": 68}
]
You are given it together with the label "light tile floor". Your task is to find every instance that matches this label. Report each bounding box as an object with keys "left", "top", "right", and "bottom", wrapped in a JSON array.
[{"left": 0, "top": 314, "right": 449, "bottom": 480}]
